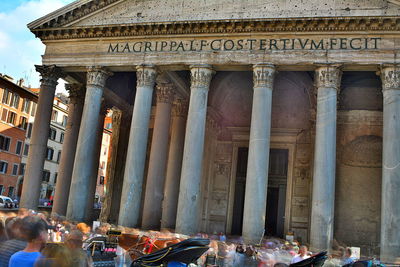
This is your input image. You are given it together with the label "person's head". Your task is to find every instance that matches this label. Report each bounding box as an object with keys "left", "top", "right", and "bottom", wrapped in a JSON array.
[
  {"left": 34, "top": 243, "right": 72, "bottom": 267},
  {"left": 20, "top": 216, "right": 49, "bottom": 245},
  {"left": 345, "top": 247, "right": 352, "bottom": 258},
  {"left": 299, "top": 245, "right": 308, "bottom": 256},
  {"left": 65, "top": 230, "right": 83, "bottom": 249},
  {"left": 76, "top": 222, "right": 90, "bottom": 234},
  {"left": 5, "top": 217, "right": 24, "bottom": 240}
]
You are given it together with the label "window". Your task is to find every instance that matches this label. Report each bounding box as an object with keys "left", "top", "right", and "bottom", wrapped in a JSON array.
[
  {"left": 10, "top": 93, "right": 19, "bottom": 109},
  {"left": 0, "top": 185, "right": 3, "bottom": 195},
  {"left": 54, "top": 173, "right": 58, "bottom": 184},
  {"left": 2, "top": 90, "right": 10, "bottom": 105},
  {"left": 12, "top": 164, "right": 18, "bottom": 176},
  {"left": 1, "top": 108, "right": 7, "bottom": 122},
  {"left": 23, "top": 144, "right": 29, "bottom": 156},
  {"left": 22, "top": 99, "right": 31, "bottom": 113},
  {"left": 18, "top": 116, "right": 28, "bottom": 130},
  {"left": 15, "top": 141, "right": 23, "bottom": 155},
  {"left": 46, "top": 147, "right": 54, "bottom": 161},
  {"left": 30, "top": 102, "right": 37, "bottom": 116},
  {"left": 49, "top": 128, "right": 57, "bottom": 140},
  {"left": 103, "top": 146, "right": 107, "bottom": 156},
  {"left": 0, "top": 136, "right": 11, "bottom": 151},
  {"left": 62, "top": 115, "right": 67, "bottom": 127},
  {"left": 8, "top": 187, "right": 14, "bottom": 198},
  {"left": 42, "top": 170, "right": 50, "bottom": 182},
  {"left": 27, "top": 123, "right": 33, "bottom": 138},
  {"left": 0, "top": 161, "right": 8, "bottom": 174},
  {"left": 99, "top": 176, "right": 105, "bottom": 185},
  {"left": 100, "top": 161, "right": 105, "bottom": 169},
  {"left": 19, "top": 163, "right": 25, "bottom": 175},
  {"left": 57, "top": 151, "right": 61, "bottom": 163},
  {"left": 60, "top": 132, "right": 64, "bottom": 143},
  {"left": 51, "top": 110, "right": 58, "bottom": 122},
  {"left": 6, "top": 111, "right": 16, "bottom": 125}
]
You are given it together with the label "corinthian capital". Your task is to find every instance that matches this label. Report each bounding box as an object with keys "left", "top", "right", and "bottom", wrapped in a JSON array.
[
  {"left": 315, "top": 64, "right": 342, "bottom": 90},
  {"left": 136, "top": 65, "right": 157, "bottom": 88},
  {"left": 190, "top": 65, "right": 214, "bottom": 89},
  {"left": 172, "top": 99, "right": 188, "bottom": 117},
  {"left": 65, "top": 83, "right": 85, "bottom": 103},
  {"left": 35, "top": 65, "right": 63, "bottom": 88},
  {"left": 253, "top": 64, "right": 275, "bottom": 88},
  {"left": 87, "top": 67, "right": 112, "bottom": 87},
  {"left": 156, "top": 83, "right": 175, "bottom": 103},
  {"left": 380, "top": 64, "right": 400, "bottom": 90}
]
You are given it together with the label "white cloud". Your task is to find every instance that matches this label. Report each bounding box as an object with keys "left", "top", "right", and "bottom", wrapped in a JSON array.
[{"left": 0, "top": 0, "right": 74, "bottom": 93}]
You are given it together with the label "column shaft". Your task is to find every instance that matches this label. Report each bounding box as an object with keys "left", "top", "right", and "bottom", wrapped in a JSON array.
[
  {"left": 310, "top": 65, "right": 342, "bottom": 251},
  {"left": 161, "top": 100, "right": 187, "bottom": 229},
  {"left": 84, "top": 110, "right": 107, "bottom": 222},
  {"left": 380, "top": 65, "right": 400, "bottom": 264},
  {"left": 175, "top": 65, "right": 213, "bottom": 235},
  {"left": 118, "top": 65, "right": 157, "bottom": 227},
  {"left": 52, "top": 84, "right": 84, "bottom": 215},
  {"left": 242, "top": 64, "right": 275, "bottom": 244},
  {"left": 66, "top": 67, "right": 111, "bottom": 222},
  {"left": 99, "top": 108, "right": 122, "bottom": 223},
  {"left": 142, "top": 84, "right": 174, "bottom": 229},
  {"left": 20, "top": 65, "right": 62, "bottom": 209}
]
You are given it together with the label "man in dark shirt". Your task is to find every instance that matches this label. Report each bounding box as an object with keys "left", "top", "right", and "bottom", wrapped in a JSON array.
[{"left": 0, "top": 217, "right": 27, "bottom": 267}]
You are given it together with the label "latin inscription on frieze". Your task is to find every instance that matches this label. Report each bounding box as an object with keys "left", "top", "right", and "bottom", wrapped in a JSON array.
[{"left": 108, "top": 37, "right": 381, "bottom": 53}]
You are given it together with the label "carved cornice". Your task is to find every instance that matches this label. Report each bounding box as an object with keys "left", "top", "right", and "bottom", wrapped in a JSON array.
[
  {"left": 172, "top": 99, "right": 188, "bottom": 117},
  {"left": 190, "top": 65, "right": 214, "bottom": 89},
  {"left": 380, "top": 64, "right": 400, "bottom": 90},
  {"left": 253, "top": 64, "right": 275, "bottom": 88},
  {"left": 136, "top": 65, "right": 157, "bottom": 88},
  {"left": 87, "top": 66, "right": 112, "bottom": 87},
  {"left": 35, "top": 65, "right": 63, "bottom": 88},
  {"left": 155, "top": 83, "right": 175, "bottom": 103},
  {"left": 315, "top": 64, "right": 342, "bottom": 90},
  {"left": 31, "top": 16, "right": 400, "bottom": 40}
]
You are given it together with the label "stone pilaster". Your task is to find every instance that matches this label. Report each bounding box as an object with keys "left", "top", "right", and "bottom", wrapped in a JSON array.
[
  {"left": 66, "top": 67, "right": 111, "bottom": 222},
  {"left": 52, "top": 83, "right": 85, "bottom": 215},
  {"left": 242, "top": 63, "right": 275, "bottom": 244},
  {"left": 380, "top": 64, "right": 400, "bottom": 264},
  {"left": 118, "top": 65, "right": 157, "bottom": 227},
  {"left": 142, "top": 82, "right": 175, "bottom": 229},
  {"left": 161, "top": 99, "right": 188, "bottom": 229},
  {"left": 176, "top": 65, "right": 214, "bottom": 235},
  {"left": 310, "top": 64, "right": 342, "bottom": 252},
  {"left": 20, "top": 65, "right": 63, "bottom": 210}
]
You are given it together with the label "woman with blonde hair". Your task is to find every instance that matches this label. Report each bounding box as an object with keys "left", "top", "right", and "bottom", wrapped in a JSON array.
[{"left": 34, "top": 243, "right": 72, "bottom": 267}]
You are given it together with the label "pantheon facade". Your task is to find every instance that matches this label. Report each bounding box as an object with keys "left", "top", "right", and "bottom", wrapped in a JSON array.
[{"left": 21, "top": 0, "right": 399, "bottom": 263}]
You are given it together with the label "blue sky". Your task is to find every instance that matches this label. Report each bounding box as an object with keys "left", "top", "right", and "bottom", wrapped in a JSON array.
[{"left": 0, "top": 0, "right": 75, "bottom": 93}]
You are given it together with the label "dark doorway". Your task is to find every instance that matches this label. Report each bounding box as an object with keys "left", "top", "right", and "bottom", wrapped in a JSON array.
[{"left": 231, "top": 147, "right": 288, "bottom": 237}]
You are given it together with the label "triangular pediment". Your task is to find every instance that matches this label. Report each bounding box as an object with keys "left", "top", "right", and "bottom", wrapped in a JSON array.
[{"left": 29, "top": 0, "right": 400, "bottom": 31}]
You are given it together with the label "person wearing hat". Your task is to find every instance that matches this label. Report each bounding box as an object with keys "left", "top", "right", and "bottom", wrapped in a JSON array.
[{"left": 9, "top": 216, "right": 50, "bottom": 267}]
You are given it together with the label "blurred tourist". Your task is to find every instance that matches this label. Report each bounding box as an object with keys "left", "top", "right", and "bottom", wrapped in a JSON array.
[
  {"left": 64, "top": 230, "right": 93, "bottom": 267},
  {"left": 0, "top": 218, "right": 26, "bottom": 267},
  {"left": 290, "top": 245, "right": 310, "bottom": 264},
  {"left": 34, "top": 243, "right": 72, "bottom": 267}
]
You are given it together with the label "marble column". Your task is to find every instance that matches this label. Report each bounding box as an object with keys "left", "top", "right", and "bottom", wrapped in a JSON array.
[
  {"left": 52, "top": 84, "right": 85, "bottom": 215},
  {"left": 175, "top": 65, "right": 214, "bottom": 235},
  {"left": 118, "top": 65, "right": 157, "bottom": 227},
  {"left": 380, "top": 64, "right": 400, "bottom": 264},
  {"left": 20, "top": 65, "right": 62, "bottom": 210},
  {"left": 161, "top": 99, "right": 188, "bottom": 229},
  {"left": 99, "top": 108, "right": 122, "bottom": 223},
  {"left": 66, "top": 67, "right": 111, "bottom": 222},
  {"left": 310, "top": 64, "right": 342, "bottom": 251},
  {"left": 242, "top": 64, "right": 275, "bottom": 244},
  {"left": 84, "top": 105, "right": 107, "bottom": 222},
  {"left": 142, "top": 83, "right": 175, "bottom": 229}
]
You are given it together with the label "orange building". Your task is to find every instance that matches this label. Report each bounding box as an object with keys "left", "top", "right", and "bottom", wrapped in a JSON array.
[{"left": 0, "top": 75, "right": 37, "bottom": 198}]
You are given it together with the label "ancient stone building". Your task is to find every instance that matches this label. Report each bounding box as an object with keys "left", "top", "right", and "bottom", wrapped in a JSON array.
[{"left": 21, "top": 0, "right": 399, "bottom": 263}]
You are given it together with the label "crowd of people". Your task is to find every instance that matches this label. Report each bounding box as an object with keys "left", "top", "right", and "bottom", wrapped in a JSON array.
[
  {"left": 0, "top": 209, "right": 94, "bottom": 267},
  {"left": 0, "top": 208, "right": 363, "bottom": 267}
]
